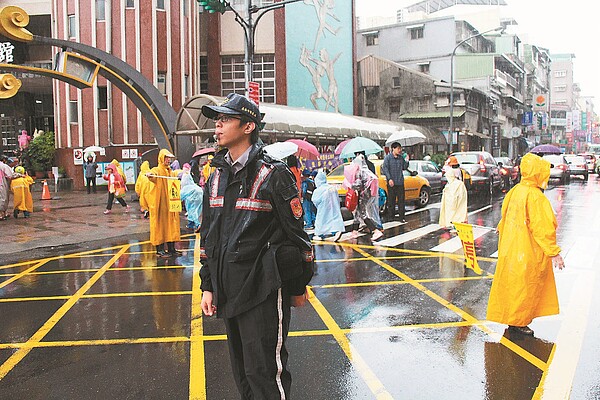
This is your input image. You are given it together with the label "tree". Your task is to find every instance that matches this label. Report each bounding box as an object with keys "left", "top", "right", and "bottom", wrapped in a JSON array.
[{"left": 26, "top": 131, "right": 55, "bottom": 172}]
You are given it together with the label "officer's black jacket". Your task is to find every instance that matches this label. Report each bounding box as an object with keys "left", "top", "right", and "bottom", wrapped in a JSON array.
[{"left": 199, "top": 143, "right": 314, "bottom": 318}]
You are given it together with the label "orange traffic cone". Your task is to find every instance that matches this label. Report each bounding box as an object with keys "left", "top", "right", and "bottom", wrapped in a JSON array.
[{"left": 41, "top": 180, "right": 51, "bottom": 200}]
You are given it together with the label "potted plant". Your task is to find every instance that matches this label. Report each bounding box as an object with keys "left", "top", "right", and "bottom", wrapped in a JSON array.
[{"left": 26, "top": 131, "right": 55, "bottom": 178}]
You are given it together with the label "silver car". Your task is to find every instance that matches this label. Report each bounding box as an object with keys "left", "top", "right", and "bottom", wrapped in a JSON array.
[
  {"left": 542, "top": 154, "right": 569, "bottom": 184},
  {"left": 564, "top": 155, "right": 589, "bottom": 180},
  {"left": 408, "top": 160, "right": 442, "bottom": 193}
]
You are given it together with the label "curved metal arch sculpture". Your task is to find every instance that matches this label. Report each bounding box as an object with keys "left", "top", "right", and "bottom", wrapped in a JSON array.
[{"left": 0, "top": 6, "right": 188, "bottom": 156}]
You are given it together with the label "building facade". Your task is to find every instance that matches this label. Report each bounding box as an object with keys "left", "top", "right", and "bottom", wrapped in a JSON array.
[
  {"left": 50, "top": 0, "right": 203, "bottom": 184},
  {"left": 356, "top": 16, "right": 526, "bottom": 157},
  {"left": 0, "top": 1, "right": 54, "bottom": 157}
]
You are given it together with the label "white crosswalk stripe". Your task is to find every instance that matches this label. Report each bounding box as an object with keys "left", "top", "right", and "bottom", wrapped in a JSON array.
[
  {"left": 376, "top": 224, "right": 441, "bottom": 247},
  {"left": 430, "top": 226, "right": 491, "bottom": 253}
]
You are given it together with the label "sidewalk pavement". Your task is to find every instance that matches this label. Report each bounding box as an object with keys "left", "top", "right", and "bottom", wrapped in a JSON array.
[{"left": 0, "top": 188, "right": 188, "bottom": 261}]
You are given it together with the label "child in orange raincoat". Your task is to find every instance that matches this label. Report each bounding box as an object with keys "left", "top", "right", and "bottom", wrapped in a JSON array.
[
  {"left": 103, "top": 164, "right": 130, "bottom": 214},
  {"left": 10, "top": 166, "right": 34, "bottom": 218}
]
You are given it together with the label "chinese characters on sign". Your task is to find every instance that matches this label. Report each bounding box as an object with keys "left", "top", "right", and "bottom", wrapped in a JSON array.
[
  {"left": 491, "top": 125, "right": 500, "bottom": 149},
  {"left": 0, "top": 42, "right": 15, "bottom": 63}
]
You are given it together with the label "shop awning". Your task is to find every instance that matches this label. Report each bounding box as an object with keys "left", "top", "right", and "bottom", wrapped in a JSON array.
[
  {"left": 400, "top": 110, "right": 465, "bottom": 119},
  {"left": 175, "top": 94, "right": 447, "bottom": 145}
]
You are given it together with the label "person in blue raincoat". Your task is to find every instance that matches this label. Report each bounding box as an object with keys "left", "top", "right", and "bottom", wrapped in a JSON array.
[
  {"left": 301, "top": 169, "right": 316, "bottom": 229},
  {"left": 180, "top": 163, "right": 203, "bottom": 232},
  {"left": 311, "top": 170, "right": 344, "bottom": 241}
]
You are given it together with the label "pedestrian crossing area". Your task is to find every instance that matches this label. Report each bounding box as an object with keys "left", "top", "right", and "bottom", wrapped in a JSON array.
[{"left": 311, "top": 203, "right": 500, "bottom": 258}]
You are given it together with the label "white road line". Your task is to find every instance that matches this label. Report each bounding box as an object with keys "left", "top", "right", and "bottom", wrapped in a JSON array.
[
  {"left": 429, "top": 226, "right": 491, "bottom": 253},
  {"left": 489, "top": 250, "right": 498, "bottom": 258},
  {"left": 376, "top": 224, "right": 441, "bottom": 247},
  {"left": 382, "top": 221, "right": 403, "bottom": 229},
  {"left": 468, "top": 204, "right": 492, "bottom": 216},
  {"left": 539, "top": 238, "right": 598, "bottom": 399}
]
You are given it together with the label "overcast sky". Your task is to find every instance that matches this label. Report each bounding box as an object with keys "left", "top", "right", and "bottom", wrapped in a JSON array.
[{"left": 355, "top": 0, "right": 599, "bottom": 103}]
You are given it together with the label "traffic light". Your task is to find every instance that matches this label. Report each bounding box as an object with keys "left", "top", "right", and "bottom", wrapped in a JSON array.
[{"left": 198, "top": 0, "right": 229, "bottom": 14}]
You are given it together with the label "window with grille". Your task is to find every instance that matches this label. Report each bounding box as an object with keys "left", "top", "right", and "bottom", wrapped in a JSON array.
[
  {"left": 68, "top": 15, "right": 77, "bottom": 38},
  {"left": 366, "top": 34, "right": 379, "bottom": 46},
  {"left": 69, "top": 100, "right": 78, "bottom": 123},
  {"left": 418, "top": 63, "right": 430, "bottom": 74},
  {"left": 392, "top": 76, "right": 400, "bottom": 87},
  {"left": 554, "top": 85, "right": 567, "bottom": 92},
  {"left": 221, "top": 54, "right": 276, "bottom": 103},
  {"left": 157, "top": 73, "right": 167, "bottom": 95},
  {"left": 199, "top": 56, "right": 208, "bottom": 93},
  {"left": 389, "top": 98, "right": 400, "bottom": 113},
  {"left": 554, "top": 70, "right": 567, "bottom": 78},
  {"left": 410, "top": 27, "right": 423, "bottom": 40},
  {"left": 96, "top": 0, "right": 106, "bottom": 21},
  {"left": 98, "top": 86, "right": 107, "bottom": 109},
  {"left": 415, "top": 97, "right": 429, "bottom": 112}
]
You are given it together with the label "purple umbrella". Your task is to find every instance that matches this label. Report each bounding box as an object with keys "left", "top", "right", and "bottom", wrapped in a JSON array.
[{"left": 530, "top": 144, "right": 561, "bottom": 155}]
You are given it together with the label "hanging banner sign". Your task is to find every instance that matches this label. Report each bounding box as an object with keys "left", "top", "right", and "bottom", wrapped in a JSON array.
[
  {"left": 453, "top": 222, "right": 482, "bottom": 275},
  {"left": 169, "top": 179, "right": 182, "bottom": 212},
  {"left": 533, "top": 94, "right": 547, "bottom": 112}
]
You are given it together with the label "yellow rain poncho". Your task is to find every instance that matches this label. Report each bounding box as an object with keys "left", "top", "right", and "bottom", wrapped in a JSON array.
[
  {"left": 438, "top": 166, "right": 468, "bottom": 228},
  {"left": 135, "top": 161, "right": 154, "bottom": 212},
  {"left": 11, "top": 175, "right": 34, "bottom": 212},
  {"left": 147, "top": 149, "right": 181, "bottom": 246},
  {"left": 111, "top": 159, "right": 127, "bottom": 183},
  {"left": 486, "top": 153, "right": 560, "bottom": 326}
]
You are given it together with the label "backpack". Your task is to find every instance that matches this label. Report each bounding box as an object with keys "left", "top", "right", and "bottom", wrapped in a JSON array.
[{"left": 304, "top": 179, "right": 316, "bottom": 201}]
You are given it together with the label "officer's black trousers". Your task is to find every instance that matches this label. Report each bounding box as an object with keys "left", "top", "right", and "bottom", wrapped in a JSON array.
[{"left": 224, "top": 288, "right": 292, "bottom": 400}]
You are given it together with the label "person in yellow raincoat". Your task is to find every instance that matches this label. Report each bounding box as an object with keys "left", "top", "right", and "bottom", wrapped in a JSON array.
[
  {"left": 146, "top": 149, "right": 181, "bottom": 258},
  {"left": 135, "top": 160, "right": 154, "bottom": 218},
  {"left": 10, "top": 166, "right": 34, "bottom": 218},
  {"left": 486, "top": 153, "right": 565, "bottom": 336},
  {"left": 439, "top": 157, "right": 468, "bottom": 230}
]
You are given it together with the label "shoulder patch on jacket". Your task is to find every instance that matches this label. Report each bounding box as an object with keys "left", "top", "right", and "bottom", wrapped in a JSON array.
[{"left": 290, "top": 197, "right": 303, "bottom": 219}]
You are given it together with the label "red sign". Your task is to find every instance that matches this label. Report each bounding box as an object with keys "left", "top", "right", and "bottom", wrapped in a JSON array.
[{"left": 248, "top": 81, "right": 260, "bottom": 106}]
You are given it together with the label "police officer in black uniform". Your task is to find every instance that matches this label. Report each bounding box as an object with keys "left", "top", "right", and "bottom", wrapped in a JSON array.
[{"left": 199, "top": 93, "right": 314, "bottom": 399}]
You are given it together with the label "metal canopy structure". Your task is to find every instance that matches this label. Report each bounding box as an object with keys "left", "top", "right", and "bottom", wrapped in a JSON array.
[{"left": 175, "top": 94, "right": 446, "bottom": 145}]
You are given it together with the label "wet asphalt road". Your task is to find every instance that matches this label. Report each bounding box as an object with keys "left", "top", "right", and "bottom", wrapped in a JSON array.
[{"left": 1, "top": 177, "right": 600, "bottom": 399}]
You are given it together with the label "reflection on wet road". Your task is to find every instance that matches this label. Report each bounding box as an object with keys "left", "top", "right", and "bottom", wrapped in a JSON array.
[{"left": 1, "top": 179, "right": 600, "bottom": 399}]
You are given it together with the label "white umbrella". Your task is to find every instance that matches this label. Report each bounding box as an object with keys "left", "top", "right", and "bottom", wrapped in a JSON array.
[
  {"left": 385, "top": 130, "right": 426, "bottom": 147},
  {"left": 263, "top": 142, "right": 298, "bottom": 160},
  {"left": 83, "top": 145, "right": 104, "bottom": 153}
]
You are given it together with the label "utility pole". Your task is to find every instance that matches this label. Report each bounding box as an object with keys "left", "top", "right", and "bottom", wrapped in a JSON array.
[
  {"left": 449, "top": 26, "right": 504, "bottom": 155},
  {"left": 198, "top": 0, "right": 302, "bottom": 97}
]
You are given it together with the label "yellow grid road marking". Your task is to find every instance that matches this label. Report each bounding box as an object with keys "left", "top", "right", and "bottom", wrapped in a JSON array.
[
  {"left": 0, "top": 320, "right": 490, "bottom": 350},
  {"left": 0, "top": 264, "right": 191, "bottom": 278},
  {"left": 0, "top": 291, "right": 192, "bottom": 303},
  {"left": 0, "top": 244, "right": 130, "bottom": 381},
  {"left": 0, "top": 260, "right": 48, "bottom": 289},
  {"left": 308, "top": 287, "right": 393, "bottom": 399},
  {"left": 189, "top": 234, "right": 206, "bottom": 400},
  {"left": 350, "top": 245, "right": 547, "bottom": 371}
]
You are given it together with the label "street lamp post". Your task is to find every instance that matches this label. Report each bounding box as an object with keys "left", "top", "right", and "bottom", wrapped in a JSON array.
[
  {"left": 448, "top": 26, "right": 504, "bottom": 155},
  {"left": 226, "top": 0, "right": 302, "bottom": 96}
]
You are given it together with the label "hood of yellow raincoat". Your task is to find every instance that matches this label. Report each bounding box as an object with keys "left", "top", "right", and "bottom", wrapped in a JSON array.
[
  {"left": 140, "top": 161, "right": 150, "bottom": 174},
  {"left": 111, "top": 159, "right": 120, "bottom": 167},
  {"left": 520, "top": 153, "right": 550, "bottom": 189},
  {"left": 158, "top": 148, "right": 175, "bottom": 165}
]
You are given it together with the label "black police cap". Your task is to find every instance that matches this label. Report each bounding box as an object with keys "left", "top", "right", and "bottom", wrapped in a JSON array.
[{"left": 202, "top": 93, "right": 262, "bottom": 125}]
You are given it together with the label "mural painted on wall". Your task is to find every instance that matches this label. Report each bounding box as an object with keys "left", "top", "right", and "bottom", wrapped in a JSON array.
[{"left": 286, "top": 0, "right": 352, "bottom": 114}]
